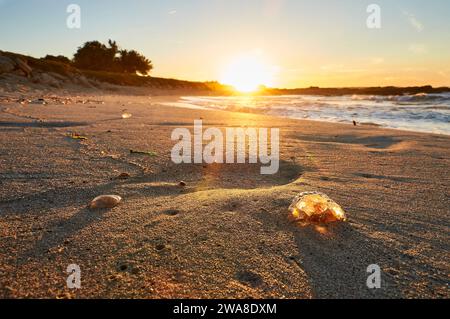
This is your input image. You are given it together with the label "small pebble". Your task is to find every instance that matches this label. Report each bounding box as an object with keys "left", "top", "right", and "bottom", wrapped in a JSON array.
[
  {"left": 115, "top": 172, "right": 130, "bottom": 180},
  {"left": 89, "top": 195, "right": 122, "bottom": 209}
]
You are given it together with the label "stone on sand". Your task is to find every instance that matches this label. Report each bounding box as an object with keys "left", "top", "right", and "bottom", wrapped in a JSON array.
[
  {"left": 89, "top": 195, "right": 122, "bottom": 209},
  {"left": 115, "top": 172, "right": 130, "bottom": 180}
]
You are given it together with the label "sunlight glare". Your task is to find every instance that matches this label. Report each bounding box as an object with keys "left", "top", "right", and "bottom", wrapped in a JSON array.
[{"left": 221, "top": 54, "right": 274, "bottom": 92}]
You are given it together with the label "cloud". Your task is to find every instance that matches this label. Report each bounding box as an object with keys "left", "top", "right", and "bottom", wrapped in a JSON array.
[
  {"left": 168, "top": 10, "right": 177, "bottom": 15},
  {"left": 402, "top": 11, "right": 424, "bottom": 32},
  {"left": 408, "top": 43, "right": 427, "bottom": 55}
]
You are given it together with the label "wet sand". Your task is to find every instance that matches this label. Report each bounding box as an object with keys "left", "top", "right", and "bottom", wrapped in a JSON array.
[{"left": 0, "top": 93, "right": 449, "bottom": 298}]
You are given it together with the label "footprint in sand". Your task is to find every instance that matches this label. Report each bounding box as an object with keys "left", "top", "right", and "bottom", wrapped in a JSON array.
[
  {"left": 163, "top": 209, "right": 180, "bottom": 216},
  {"left": 235, "top": 270, "right": 264, "bottom": 288}
]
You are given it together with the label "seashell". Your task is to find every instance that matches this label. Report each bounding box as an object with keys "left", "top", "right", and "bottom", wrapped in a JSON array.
[{"left": 89, "top": 195, "right": 122, "bottom": 209}]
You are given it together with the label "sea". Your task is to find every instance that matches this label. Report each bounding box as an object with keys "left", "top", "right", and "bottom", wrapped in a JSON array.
[{"left": 166, "top": 93, "right": 450, "bottom": 135}]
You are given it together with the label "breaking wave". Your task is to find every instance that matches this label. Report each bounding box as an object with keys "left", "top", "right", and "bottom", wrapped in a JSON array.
[{"left": 167, "top": 93, "right": 450, "bottom": 135}]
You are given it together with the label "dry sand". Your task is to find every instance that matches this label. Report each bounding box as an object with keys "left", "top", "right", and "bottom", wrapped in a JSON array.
[{"left": 0, "top": 92, "right": 449, "bottom": 299}]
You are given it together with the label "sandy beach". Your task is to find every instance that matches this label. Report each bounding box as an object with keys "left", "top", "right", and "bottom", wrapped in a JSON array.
[{"left": 0, "top": 91, "right": 448, "bottom": 299}]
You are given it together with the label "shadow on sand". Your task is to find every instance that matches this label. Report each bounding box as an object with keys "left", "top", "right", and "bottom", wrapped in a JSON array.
[
  {"left": 253, "top": 210, "right": 403, "bottom": 298},
  {"left": 0, "top": 121, "right": 89, "bottom": 128}
]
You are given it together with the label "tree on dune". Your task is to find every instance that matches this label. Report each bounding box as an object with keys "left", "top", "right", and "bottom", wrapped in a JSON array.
[
  {"left": 72, "top": 39, "right": 152, "bottom": 75},
  {"left": 73, "top": 40, "right": 116, "bottom": 71},
  {"left": 118, "top": 49, "right": 153, "bottom": 75}
]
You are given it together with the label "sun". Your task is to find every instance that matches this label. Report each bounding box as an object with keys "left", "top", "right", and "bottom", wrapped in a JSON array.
[{"left": 221, "top": 54, "right": 274, "bottom": 92}]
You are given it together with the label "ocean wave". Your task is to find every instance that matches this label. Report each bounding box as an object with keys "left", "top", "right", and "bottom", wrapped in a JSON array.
[
  {"left": 178, "top": 95, "right": 450, "bottom": 135},
  {"left": 352, "top": 93, "right": 450, "bottom": 103}
]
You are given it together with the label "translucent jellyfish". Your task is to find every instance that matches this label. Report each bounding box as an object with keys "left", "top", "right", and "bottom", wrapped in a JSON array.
[
  {"left": 288, "top": 191, "right": 347, "bottom": 224},
  {"left": 89, "top": 195, "right": 122, "bottom": 209},
  {"left": 121, "top": 110, "right": 132, "bottom": 119}
]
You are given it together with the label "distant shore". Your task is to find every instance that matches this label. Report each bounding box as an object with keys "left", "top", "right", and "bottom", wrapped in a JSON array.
[{"left": 1, "top": 50, "right": 449, "bottom": 97}]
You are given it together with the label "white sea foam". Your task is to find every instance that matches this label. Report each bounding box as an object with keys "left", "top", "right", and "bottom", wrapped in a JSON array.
[{"left": 167, "top": 93, "right": 450, "bottom": 135}]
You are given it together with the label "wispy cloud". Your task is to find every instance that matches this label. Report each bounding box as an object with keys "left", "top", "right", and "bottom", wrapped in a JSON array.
[
  {"left": 168, "top": 10, "right": 177, "bottom": 15},
  {"left": 402, "top": 11, "right": 424, "bottom": 32}
]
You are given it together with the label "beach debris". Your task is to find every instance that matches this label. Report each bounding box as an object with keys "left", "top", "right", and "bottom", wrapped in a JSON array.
[
  {"left": 178, "top": 181, "right": 186, "bottom": 187},
  {"left": 17, "top": 98, "right": 31, "bottom": 105},
  {"left": 121, "top": 109, "right": 132, "bottom": 119},
  {"left": 130, "top": 149, "right": 157, "bottom": 156},
  {"left": 115, "top": 172, "right": 130, "bottom": 180},
  {"left": 68, "top": 133, "right": 88, "bottom": 140},
  {"left": 288, "top": 191, "right": 347, "bottom": 224},
  {"left": 89, "top": 195, "right": 122, "bottom": 209},
  {"left": 30, "top": 98, "right": 47, "bottom": 105}
]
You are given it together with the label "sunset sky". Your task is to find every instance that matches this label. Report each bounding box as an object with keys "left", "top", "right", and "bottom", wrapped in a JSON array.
[{"left": 1, "top": 0, "right": 449, "bottom": 88}]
